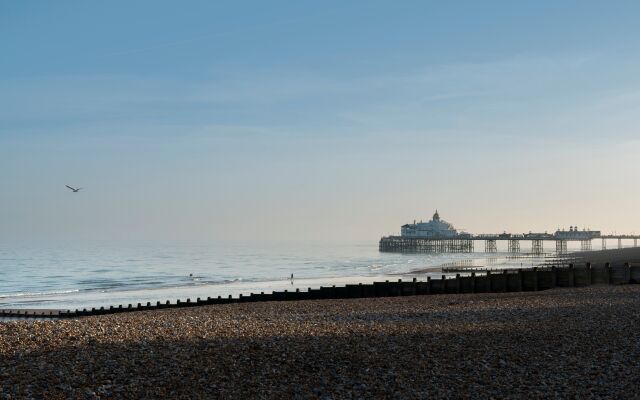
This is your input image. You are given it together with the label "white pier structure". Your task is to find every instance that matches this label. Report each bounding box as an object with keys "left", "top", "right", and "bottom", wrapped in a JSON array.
[{"left": 380, "top": 211, "right": 640, "bottom": 254}]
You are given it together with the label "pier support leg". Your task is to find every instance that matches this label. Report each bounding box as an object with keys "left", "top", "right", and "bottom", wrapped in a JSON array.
[
  {"left": 602, "top": 238, "right": 606, "bottom": 250},
  {"left": 380, "top": 237, "right": 475, "bottom": 253},
  {"left": 484, "top": 239, "right": 497, "bottom": 253},
  {"left": 508, "top": 240, "right": 520, "bottom": 253},
  {"left": 555, "top": 240, "right": 567, "bottom": 255},
  {"left": 580, "top": 239, "right": 592, "bottom": 251},
  {"left": 532, "top": 239, "right": 543, "bottom": 255},
  {"left": 618, "top": 238, "right": 622, "bottom": 249}
]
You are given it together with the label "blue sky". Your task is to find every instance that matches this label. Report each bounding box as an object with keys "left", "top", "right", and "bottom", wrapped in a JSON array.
[{"left": 2, "top": 1, "right": 640, "bottom": 241}]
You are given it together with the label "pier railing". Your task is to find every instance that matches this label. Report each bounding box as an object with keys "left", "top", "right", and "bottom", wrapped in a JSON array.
[{"left": 2, "top": 262, "right": 639, "bottom": 319}]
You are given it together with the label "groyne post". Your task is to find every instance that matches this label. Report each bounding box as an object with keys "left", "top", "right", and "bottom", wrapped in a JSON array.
[
  {"left": 569, "top": 264, "right": 575, "bottom": 287},
  {"left": 501, "top": 270, "right": 508, "bottom": 292},
  {"left": 471, "top": 272, "right": 476, "bottom": 293},
  {"left": 624, "top": 263, "right": 631, "bottom": 283},
  {"left": 518, "top": 269, "right": 524, "bottom": 291}
]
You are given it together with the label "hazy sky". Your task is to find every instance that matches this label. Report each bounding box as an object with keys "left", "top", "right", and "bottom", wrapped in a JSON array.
[{"left": 2, "top": 1, "right": 640, "bottom": 242}]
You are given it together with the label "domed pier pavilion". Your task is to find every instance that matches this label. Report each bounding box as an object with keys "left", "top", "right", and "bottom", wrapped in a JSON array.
[
  {"left": 379, "top": 211, "right": 640, "bottom": 254},
  {"left": 380, "top": 211, "right": 474, "bottom": 253}
]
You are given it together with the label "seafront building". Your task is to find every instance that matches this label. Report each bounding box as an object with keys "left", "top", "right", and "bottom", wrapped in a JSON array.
[
  {"left": 400, "top": 210, "right": 469, "bottom": 238},
  {"left": 553, "top": 226, "right": 601, "bottom": 240}
]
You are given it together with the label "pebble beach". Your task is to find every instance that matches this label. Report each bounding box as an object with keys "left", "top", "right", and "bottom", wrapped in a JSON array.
[{"left": 2, "top": 285, "right": 640, "bottom": 399}]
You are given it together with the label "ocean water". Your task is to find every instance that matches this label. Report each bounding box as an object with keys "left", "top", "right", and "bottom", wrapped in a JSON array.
[{"left": 0, "top": 241, "right": 551, "bottom": 310}]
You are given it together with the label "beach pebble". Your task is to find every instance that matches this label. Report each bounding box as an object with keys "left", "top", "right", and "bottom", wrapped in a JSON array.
[{"left": 0, "top": 285, "right": 639, "bottom": 398}]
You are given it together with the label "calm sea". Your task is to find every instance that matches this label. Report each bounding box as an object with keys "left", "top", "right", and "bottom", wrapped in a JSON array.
[{"left": 0, "top": 240, "right": 553, "bottom": 310}]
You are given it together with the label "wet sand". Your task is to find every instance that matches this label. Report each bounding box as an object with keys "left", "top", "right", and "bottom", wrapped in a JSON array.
[
  {"left": 1, "top": 285, "right": 640, "bottom": 398},
  {"left": 401, "top": 265, "right": 444, "bottom": 274},
  {"left": 570, "top": 246, "right": 640, "bottom": 266}
]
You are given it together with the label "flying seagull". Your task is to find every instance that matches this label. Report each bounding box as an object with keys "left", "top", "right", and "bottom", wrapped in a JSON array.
[{"left": 65, "top": 185, "right": 82, "bottom": 193}]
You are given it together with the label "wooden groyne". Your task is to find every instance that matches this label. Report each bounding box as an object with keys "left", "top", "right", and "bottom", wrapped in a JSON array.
[{"left": 2, "top": 262, "right": 640, "bottom": 320}]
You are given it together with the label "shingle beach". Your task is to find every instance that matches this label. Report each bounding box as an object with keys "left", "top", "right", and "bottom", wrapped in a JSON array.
[{"left": 2, "top": 285, "right": 640, "bottom": 399}]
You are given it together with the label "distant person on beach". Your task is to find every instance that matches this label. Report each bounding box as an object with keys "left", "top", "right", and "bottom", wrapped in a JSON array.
[{"left": 290, "top": 273, "right": 294, "bottom": 285}]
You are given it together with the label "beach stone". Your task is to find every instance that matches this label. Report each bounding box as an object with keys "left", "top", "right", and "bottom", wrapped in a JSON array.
[{"left": 1, "top": 286, "right": 640, "bottom": 398}]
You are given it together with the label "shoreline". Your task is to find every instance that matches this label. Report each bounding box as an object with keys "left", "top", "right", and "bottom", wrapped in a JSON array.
[
  {"left": 0, "top": 273, "right": 444, "bottom": 311},
  {"left": 2, "top": 247, "right": 637, "bottom": 311},
  {"left": 10, "top": 261, "right": 637, "bottom": 319},
  {"left": 0, "top": 244, "right": 543, "bottom": 311},
  {"left": 1, "top": 285, "right": 639, "bottom": 398}
]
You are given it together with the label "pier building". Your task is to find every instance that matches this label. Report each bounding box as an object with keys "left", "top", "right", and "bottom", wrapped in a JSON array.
[{"left": 400, "top": 210, "right": 467, "bottom": 238}]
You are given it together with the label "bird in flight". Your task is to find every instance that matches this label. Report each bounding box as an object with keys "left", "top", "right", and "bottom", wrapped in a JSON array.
[{"left": 65, "top": 185, "right": 82, "bottom": 193}]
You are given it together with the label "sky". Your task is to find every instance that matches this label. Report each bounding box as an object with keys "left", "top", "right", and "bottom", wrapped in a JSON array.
[{"left": 1, "top": 0, "right": 640, "bottom": 242}]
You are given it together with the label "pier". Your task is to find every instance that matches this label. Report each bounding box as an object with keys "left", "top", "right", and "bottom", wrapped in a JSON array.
[
  {"left": 381, "top": 210, "right": 640, "bottom": 254},
  {"left": 379, "top": 234, "right": 640, "bottom": 254}
]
